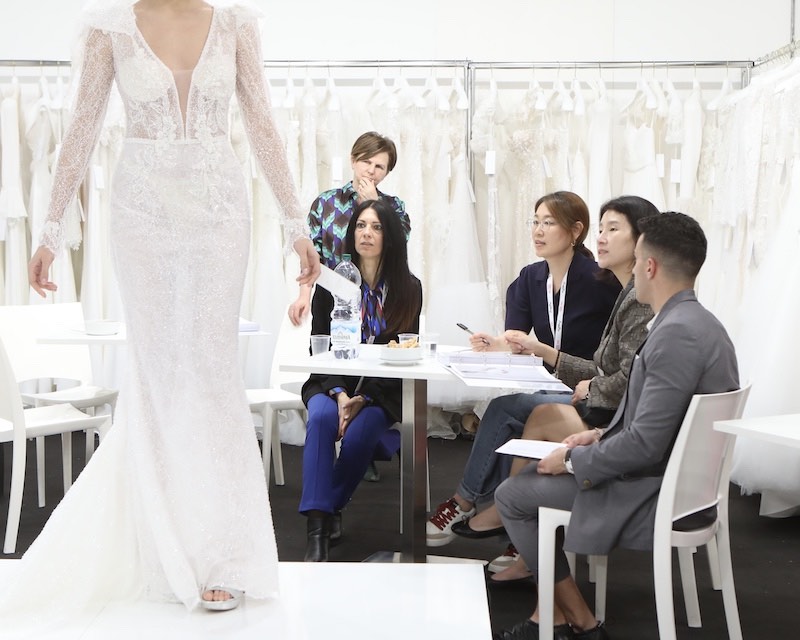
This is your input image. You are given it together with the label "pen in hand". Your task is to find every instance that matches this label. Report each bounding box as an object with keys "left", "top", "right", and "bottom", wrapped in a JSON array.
[{"left": 456, "top": 323, "right": 490, "bottom": 346}]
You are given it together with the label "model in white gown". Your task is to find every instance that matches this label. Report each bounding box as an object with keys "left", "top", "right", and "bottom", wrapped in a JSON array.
[{"left": 0, "top": 0, "right": 309, "bottom": 624}]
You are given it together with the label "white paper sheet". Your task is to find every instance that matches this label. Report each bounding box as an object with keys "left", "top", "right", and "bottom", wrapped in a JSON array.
[{"left": 495, "top": 439, "right": 563, "bottom": 459}]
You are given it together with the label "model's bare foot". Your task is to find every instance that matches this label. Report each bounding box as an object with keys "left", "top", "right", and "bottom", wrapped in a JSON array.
[
  {"left": 468, "top": 504, "right": 504, "bottom": 531},
  {"left": 202, "top": 589, "right": 233, "bottom": 602},
  {"left": 489, "top": 557, "right": 532, "bottom": 582}
]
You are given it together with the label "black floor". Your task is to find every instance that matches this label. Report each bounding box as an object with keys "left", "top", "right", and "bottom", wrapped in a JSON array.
[{"left": 2, "top": 434, "right": 798, "bottom": 639}]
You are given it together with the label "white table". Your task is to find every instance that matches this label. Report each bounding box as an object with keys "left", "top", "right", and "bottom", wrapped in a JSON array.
[
  {"left": 281, "top": 344, "right": 454, "bottom": 562},
  {"left": 0, "top": 561, "right": 492, "bottom": 639},
  {"left": 38, "top": 322, "right": 269, "bottom": 345},
  {"left": 714, "top": 413, "right": 800, "bottom": 448}
]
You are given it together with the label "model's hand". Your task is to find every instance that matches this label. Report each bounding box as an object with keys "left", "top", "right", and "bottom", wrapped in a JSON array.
[
  {"left": 355, "top": 177, "right": 378, "bottom": 202},
  {"left": 294, "top": 237, "right": 321, "bottom": 286},
  {"left": 337, "top": 393, "right": 366, "bottom": 439},
  {"left": 29, "top": 246, "right": 57, "bottom": 298},
  {"left": 572, "top": 379, "right": 591, "bottom": 405},
  {"left": 288, "top": 285, "right": 312, "bottom": 326},
  {"left": 537, "top": 446, "right": 569, "bottom": 475}
]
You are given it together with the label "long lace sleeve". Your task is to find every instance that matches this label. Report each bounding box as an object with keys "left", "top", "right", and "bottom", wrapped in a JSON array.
[
  {"left": 39, "top": 28, "right": 114, "bottom": 254},
  {"left": 234, "top": 15, "right": 309, "bottom": 250}
]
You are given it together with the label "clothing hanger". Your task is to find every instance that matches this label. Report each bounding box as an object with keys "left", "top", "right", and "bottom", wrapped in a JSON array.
[
  {"left": 325, "top": 71, "right": 340, "bottom": 113},
  {"left": 282, "top": 67, "right": 296, "bottom": 110}
]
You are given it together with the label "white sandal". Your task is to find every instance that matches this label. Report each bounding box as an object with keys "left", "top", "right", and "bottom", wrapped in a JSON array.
[{"left": 200, "top": 586, "right": 244, "bottom": 611}]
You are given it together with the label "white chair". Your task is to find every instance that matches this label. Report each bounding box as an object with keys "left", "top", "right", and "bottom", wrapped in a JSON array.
[
  {"left": 538, "top": 385, "right": 751, "bottom": 640},
  {"left": 248, "top": 309, "right": 310, "bottom": 485},
  {"left": 0, "top": 303, "right": 118, "bottom": 507},
  {"left": 0, "top": 332, "right": 111, "bottom": 553}
]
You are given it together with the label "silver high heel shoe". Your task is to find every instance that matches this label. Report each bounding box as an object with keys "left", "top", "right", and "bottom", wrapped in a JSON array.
[{"left": 200, "top": 586, "right": 244, "bottom": 611}]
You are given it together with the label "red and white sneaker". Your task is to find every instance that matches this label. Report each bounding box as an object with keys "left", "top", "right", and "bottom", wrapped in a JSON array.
[
  {"left": 487, "top": 543, "right": 520, "bottom": 573},
  {"left": 426, "top": 498, "right": 476, "bottom": 547}
]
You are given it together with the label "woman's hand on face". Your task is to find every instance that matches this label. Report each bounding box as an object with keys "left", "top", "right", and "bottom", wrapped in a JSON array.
[
  {"left": 355, "top": 177, "right": 378, "bottom": 202},
  {"left": 503, "top": 330, "right": 538, "bottom": 355},
  {"left": 28, "top": 246, "right": 57, "bottom": 298},
  {"left": 337, "top": 393, "right": 366, "bottom": 439},
  {"left": 572, "top": 379, "right": 591, "bottom": 405},
  {"left": 293, "top": 237, "right": 321, "bottom": 286}
]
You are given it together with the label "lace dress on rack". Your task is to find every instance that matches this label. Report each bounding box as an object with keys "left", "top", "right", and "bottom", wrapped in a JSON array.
[
  {"left": 620, "top": 92, "right": 666, "bottom": 211},
  {"left": 586, "top": 78, "right": 613, "bottom": 224},
  {"left": 731, "top": 122, "right": 800, "bottom": 516},
  {"left": 0, "top": 79, "right": 32, "bottom": 305},
  {"left": 469, "top": 78, "right": 507, "bottom": 329},
  {"left": 505, "top": 83, "right": 547, "bottom": 282},
  {"left": 425, "top": 106, "right": 494, "bottom": 410},
  {"left": 0, "top": 2, "right": 308, "bottom": 625},
  {"left": 24, "top": 77, "right": 57, "bottom": 305}
]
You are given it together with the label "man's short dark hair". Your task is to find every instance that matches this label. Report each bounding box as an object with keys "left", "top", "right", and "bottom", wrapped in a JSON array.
[{"left": 638, "top": 211, "right": 707, "bottom": 280}]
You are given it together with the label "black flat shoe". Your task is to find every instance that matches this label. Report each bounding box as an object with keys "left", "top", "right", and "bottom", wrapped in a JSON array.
[
  {"left": 573, "top": 622, "right": 609, "bottom": 639},
  {"left": 486, "top": 574, "right": 535, "bottom": 589},
  {"left": 452, "top": 518, "right": 506, "bottom": 539},
  {"left": 493, "top": 619, "right": 575, "bottom": 640}
]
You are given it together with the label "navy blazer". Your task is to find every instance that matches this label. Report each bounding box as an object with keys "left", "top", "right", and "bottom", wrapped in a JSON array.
[{"left": 505, "top": 252, "right": 621, "bottom": 362}]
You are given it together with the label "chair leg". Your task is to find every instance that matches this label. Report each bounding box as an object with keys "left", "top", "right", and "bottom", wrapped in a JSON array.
[
  {"left": 259, "top": 406, "right": 272, "bottom": 484},
  {"left": 653, "top": 541, "right": 678, "bottom": 640},
  {"left": 61, "top": 432, "right": 73, "bottom": 494},
  {"left": 538, "top": 508, "right": 571, "bottom": 640},
  {"left": 716, "top": 524, "right": 744, "bottom": 640},
  {"left": 705, "top": 537, "right": 722, "bottom": 590},
  {"left": 591, "top": 555, "right": 608, "bottom": 621},
  {"left": 269, "top": 408, "right": 285, "bottom": 486},
  {"left": 678, "top": 546, "right": 702, "bottom": 627},
  {"left": 4, "top": 437, "right": 27, "bottom": 554},
  {"left": 36, "top": 436, "right": 46, "bottom": 508}
]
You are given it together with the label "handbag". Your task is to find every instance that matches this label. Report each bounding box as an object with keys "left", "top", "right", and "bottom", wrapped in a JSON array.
[{"left": 574, "top": 400, "right": 616, "bottom": 428}]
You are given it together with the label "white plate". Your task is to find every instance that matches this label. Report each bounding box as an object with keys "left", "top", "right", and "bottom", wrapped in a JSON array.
[{"left": 379, "top": 358, "right": 422, "bottom": 366}]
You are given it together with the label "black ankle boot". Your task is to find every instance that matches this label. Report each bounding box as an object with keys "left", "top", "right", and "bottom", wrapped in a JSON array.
[
  {"left": 330, "top": 511, "right": 343, "bottom": 544},
  {"left": 304, "top": 515, "right": 331, "bottom": 562}
]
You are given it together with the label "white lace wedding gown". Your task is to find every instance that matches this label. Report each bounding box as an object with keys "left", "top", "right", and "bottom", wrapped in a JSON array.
[{"left": 0, "top": 2, "right": 307, "bottom": 624}]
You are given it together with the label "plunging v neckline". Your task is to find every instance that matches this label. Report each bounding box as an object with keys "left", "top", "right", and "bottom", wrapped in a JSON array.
[{"left": 131, "top": 6, "right": 217, "bottom": 135}]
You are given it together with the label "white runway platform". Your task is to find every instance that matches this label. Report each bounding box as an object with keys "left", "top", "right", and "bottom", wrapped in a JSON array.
[{"left": 0, "top": 561, "right": 492, "bottom": 639}]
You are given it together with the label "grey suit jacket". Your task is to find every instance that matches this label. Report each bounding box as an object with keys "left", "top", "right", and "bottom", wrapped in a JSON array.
[{"left": 565, "top": 289, "right": 739, "bottom": 554}]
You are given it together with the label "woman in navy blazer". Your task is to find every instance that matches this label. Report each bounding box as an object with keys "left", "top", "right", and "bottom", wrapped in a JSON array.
[{"left": 427, "top": 191, "right": 620, "bottom": 547}]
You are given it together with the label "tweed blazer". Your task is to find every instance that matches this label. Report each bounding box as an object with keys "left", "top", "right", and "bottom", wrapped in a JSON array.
[
  {"left": 564, "top": 290, "right": 739, "bottom": 555},
  {"left": 556, "top": 279, "right": 653, "bottom": 410}
]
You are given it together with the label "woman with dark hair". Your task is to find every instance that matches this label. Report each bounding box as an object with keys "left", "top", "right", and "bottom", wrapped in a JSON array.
[
  {"left": 300, "top": 199, "right": 422, "bottom": 562},
  {"left": 427, "top": 191, "right": 621, "bottom": 548}
]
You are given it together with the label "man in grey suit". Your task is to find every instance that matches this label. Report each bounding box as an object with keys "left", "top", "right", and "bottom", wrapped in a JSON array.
[{"left": 493, "top": 212, "right": 739, "bottom": 640}]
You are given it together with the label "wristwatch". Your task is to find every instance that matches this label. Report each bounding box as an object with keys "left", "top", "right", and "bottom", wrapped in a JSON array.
[{"left": 564, "top": 448, "right": 574, "bottom": 474}]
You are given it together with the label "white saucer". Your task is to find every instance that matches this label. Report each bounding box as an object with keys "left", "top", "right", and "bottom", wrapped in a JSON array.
[{"left": 379, "top": 358, "right": 422, "bottom": 366}]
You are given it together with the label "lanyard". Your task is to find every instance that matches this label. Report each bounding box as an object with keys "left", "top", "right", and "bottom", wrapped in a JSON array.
[{"left": 546, "top": 272, "right": 567, "bottom": 351}]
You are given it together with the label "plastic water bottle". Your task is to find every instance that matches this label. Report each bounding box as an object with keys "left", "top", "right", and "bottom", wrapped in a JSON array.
[{"left": 330, "top": 254, "right": 362, "bottom": 359}]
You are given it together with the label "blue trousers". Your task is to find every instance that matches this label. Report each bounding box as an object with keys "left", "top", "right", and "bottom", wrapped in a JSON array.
[
  {"left": 456, "top": 391, "right": 572, "bottom": 503},
  {"left": 299, "top": 393, "right": 393, "bottom": 514}
]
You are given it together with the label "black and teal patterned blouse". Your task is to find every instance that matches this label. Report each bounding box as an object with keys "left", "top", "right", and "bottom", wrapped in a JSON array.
[{"left": 307, "top": 181, "right": 411, "bottom": 269}]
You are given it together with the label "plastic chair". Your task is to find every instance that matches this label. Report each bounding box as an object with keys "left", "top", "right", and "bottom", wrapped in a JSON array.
[
  {"left": 249, "top": 309, "right": 310, "bottom": 485},
  {"left": 0, "top": 303, "right": 118, "bottom": 507},
  {"left": 0, "top": 332, "right": 111, "bottom": 553},
  {"left": 538, "top": 385, "right": 751, "bottom": 640}
]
